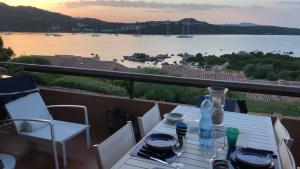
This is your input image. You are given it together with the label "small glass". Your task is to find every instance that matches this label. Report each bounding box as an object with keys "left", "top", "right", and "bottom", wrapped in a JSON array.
[
  {"left": 212, "top": 160, "right": 230, "bottom": 169},
  {"left": 226, "top": 127, "right": 239, "bottom": 146},
  {"left": 172, "top": 140, "right": 185, "bottom": 169}
]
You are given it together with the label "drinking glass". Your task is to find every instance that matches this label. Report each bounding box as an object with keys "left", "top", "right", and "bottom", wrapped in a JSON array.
[
  {"left": 202, "top": 127, "right": 227, "bottom": 169},
  {"left": 172, "top": 140, "right": 185, "bottom": 169},
  {"left": 213, "top": 127, "right": 226, "bottom": 159},
  {"left": 172, "top": 140, "right": 184, "bottom": 156}
]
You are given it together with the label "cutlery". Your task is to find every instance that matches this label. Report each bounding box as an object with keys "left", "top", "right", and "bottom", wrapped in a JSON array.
[
  {"left": 140, "top": 148, "right": 165, "bottom": 160},
  {"left": 137, "top": 151, "right": 168, "bottom": 165},
  {"left": 142, "top": 145, "right": 165, "bottom": 158}
]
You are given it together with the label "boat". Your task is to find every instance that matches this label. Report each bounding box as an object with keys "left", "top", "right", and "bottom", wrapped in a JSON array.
[
  {"left": 164, "top": 21, "right": 171, "bottom": 37},
  {"left": 4, "top": 32, "right": 12, "bottom": 35},
  {"left": 177, "top": 19, "right": 193, "bottom": 38},
  {"left": 133, "top": 26, "right": 142, "bottom": 37},
  {"left": 45, "top": 33, "right": 52, "bottom": 36},
  {"left": 52, "top": 33, "right": 62, "bottom": 37},
  {"left": 91, "top": 33, "right": 100, "bottom": 37}
]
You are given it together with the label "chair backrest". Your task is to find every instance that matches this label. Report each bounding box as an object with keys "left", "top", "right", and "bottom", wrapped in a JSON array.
[
  {"left": 195, "top": 95, "right": 242, "bottom": 113},
  {"left": 274, "top": 118, "right": 293, "bottom": 148},
  {"left": 96, "top": 121, "right": 136, "bottom": 169},
  {"left": 278, "top": 140, "right": 296, "bottom": 169},
  {"left": 236, "top": 100, "right": 248, "bottom": 113},
  {"left": 5, "top": 92, "right": 53, "bottom": 133},
  {"left": 138, "top": 103, "right": 161, "bottom": 137}
]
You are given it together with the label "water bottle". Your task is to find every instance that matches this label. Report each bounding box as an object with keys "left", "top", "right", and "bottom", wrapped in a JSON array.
[{"left": 199, "top": 95, "right": 214, "bottom": 147}]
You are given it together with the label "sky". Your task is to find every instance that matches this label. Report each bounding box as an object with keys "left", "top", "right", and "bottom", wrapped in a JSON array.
[{"left": 1, "top": 0, "right": 300, "bottom": 28}]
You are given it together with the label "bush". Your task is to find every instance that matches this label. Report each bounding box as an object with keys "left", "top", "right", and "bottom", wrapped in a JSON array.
[
  {"left": 51, "top": 76, "right": 128, "bottom": 96},
  {"left": 244, "top": 64, "right": 255, "bottom": 76},
  {"left": 247, "top": 100, "right": 300, "bottom": 117},
  {"left": 10, "top": 56, "right": 51, "bottom": 65},
  {"left": 138, "top": 67, "right": 169, "bottom": 75}
]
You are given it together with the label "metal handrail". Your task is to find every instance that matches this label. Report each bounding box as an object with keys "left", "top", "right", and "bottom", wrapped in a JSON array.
[{"left": 1, "top": 62, "right": 300, "bottom": 97}]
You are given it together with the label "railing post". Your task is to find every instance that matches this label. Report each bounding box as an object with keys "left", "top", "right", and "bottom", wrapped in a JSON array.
[{"left": 129, "top": 81, "right": 134, "bottom": 99}]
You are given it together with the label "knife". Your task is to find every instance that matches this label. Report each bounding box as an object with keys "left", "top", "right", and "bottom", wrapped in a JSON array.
[
  {"left": 137, "top": 151, "right": 169, "bottom": 165},
  {"left": 140, "top": 148, "right": 166, "bottom": 160}
]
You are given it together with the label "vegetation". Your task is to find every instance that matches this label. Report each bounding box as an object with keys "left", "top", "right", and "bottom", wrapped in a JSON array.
[
  {"left": 0, "top": 36, "right": 14, "bottom": 61},
  {"left": 10, "top": 56, "right": 51, "bottom": 65},
  {"left": 9, "top": 56, "right": 127, "bottom": 96},
  {"left": 187, "top": 51, "right": 300, "bottom": 81},
  {"left": 247, "top": 100, "right": 300, "bottom": 117},
  {"left": 7, "top": 55, "right": 300, "bottom": 117}
]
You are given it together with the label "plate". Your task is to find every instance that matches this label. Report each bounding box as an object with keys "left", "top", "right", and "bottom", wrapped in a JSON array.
[
  {"left": 144, "top": 133, "right": 176, "bottom": 150},
  {"left": 235, "top": 148, "right": 273, "bottom": 167},
  {"left": 164, "top": 113, "right": 186, "bottom": 123}
]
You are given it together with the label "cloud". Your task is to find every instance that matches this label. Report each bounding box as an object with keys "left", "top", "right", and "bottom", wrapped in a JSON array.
[
  {"left": 274, "top": 1, "right": 300, "bottom": 6},
  {"left": 64, "top": 0, "right": 237, "bottom": 11}
]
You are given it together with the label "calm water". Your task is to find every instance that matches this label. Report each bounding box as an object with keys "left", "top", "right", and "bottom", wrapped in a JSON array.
[{"left": 1, "top": 33, "right": 300, "bottom": 68}]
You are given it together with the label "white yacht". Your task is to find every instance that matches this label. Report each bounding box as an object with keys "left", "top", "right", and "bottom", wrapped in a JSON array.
[{"left": 177, "top": 19, "right": 193, "bottom": 38}]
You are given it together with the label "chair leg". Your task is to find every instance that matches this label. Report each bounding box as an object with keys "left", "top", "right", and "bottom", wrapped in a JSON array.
[
  {"left": 52, "top": 140, "right": 60, "bottom": 169},
  {"left": 62, "top": 142, "right": 67, "bottom": 167},
  {"left": 86, "top": 128, "right": 91, "bottom": 149}
]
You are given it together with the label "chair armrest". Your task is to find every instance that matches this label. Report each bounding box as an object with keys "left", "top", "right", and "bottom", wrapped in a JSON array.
[
  {"left": 46, "top": 105, "right": 89, "bottom": 126},
  {"left": 0, "top": 118, "right": 56, "bottom": 142}
]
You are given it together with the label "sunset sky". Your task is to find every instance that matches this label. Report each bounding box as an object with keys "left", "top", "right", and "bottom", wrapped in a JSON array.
[{"left": 1, "top": 0, "right": 300, "bottom": 28}]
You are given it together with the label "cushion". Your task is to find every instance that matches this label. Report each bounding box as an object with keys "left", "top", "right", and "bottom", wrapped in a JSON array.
[{"left": 5, "top": 92, "right": 53, "bottom": 132}]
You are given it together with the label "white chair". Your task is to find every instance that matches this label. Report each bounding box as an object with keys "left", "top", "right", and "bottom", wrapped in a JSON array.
[
  {"left": 95, "top": 121, "right": 136, "bottom": 169},
  {"left": 278, "top": 140, "right": 296, "bottom": 169},
  {"left": 138, "top": 103, "right": 161, "bottom": 137},
  {"left": 4, "top": 92, "right": 91, "bottom": 169},
  {"left": 274, "top": 118, "right": 294, "bottom": 148}
]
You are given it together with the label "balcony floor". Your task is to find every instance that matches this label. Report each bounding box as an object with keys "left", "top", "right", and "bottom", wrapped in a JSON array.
[{"left": 0, "top": 132, "right": 99, "bottom": 169}]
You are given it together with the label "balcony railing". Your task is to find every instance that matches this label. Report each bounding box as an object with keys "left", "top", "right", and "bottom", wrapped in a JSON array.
[{"left": 1, "top": 62, "right": 300, "bottom": 98}]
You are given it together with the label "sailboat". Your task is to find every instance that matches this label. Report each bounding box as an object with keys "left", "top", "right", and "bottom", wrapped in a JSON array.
[
  {"left": 133, "top": 25, "right": 142, "bottom": 37},
  {"left": 164, "top": 21, "right": 171, "bottom": 37},
  {"left": 91, "top": 26, "right": 100, "bottom": 36},
  {"left": 177, "top": 19, "right": 193, "bottom": 38},
  {"left": 4, "top": 32, "right": 12, "bottom": 35}
]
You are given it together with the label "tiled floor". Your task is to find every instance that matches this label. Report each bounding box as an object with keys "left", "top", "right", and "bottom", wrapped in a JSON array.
[{"left": 0, "top": 132, "right": 100, "bottom": 169}]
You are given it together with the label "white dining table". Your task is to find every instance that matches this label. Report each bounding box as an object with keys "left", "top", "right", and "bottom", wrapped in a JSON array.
[{"left": 111, "top": 105, "right": 281, "bottom": 169}]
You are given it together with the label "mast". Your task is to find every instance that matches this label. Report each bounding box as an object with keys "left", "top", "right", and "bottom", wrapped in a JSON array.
[{"left": 187, "top": 18, "right": 190, "bottom": 35}]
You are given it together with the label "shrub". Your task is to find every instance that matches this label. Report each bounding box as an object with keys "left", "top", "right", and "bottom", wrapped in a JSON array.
[
  {"left": 10, "top": 56, "right": 51, "bottom": 65},
  {"left": 51, "top": 76, "right": 128, "bottom": 96},
  {"left": 138, "top": 67, "right": 169, "bottom": 75}
]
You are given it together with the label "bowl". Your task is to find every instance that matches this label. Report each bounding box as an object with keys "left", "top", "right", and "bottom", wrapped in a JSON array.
[{"left": 164, "top": 113, "right": 186, "bottom": 123}]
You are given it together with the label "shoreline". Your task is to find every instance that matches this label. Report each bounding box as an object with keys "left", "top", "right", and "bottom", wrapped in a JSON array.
[{"left": 2, "top": 32, "right": 300, "bottom": 36}]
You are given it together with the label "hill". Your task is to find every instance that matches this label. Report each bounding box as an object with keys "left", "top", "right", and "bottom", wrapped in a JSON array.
[{"left": 1, "top": 2, "right": 300, "bottom": 35}]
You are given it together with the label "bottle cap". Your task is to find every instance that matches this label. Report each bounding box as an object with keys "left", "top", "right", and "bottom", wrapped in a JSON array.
[{"left": 205, "top": 95, "right": 211, "bottom": 100}]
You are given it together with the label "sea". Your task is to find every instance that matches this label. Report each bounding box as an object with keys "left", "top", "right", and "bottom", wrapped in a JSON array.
[{"left": 1, "top": 32, "right": 300, "bottom": 68}]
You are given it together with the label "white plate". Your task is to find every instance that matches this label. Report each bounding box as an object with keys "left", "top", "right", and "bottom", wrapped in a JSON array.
[{"left": 164, "top": 113, "right": 186, "bottom": 123}]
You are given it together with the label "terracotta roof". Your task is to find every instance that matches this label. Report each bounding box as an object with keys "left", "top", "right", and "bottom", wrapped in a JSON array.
[
  {"left": 162, "top": 65, "right": 300, "bottom": 103},
  {"left": 42, "top": 55, "right": 131, "bottom": 72}
]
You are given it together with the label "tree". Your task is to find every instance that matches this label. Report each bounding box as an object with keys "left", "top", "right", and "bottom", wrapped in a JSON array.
[
  {"left": 0, "top": 37, "right": 14, "bottom": 61},
  {"left": 195, "top": 53, "right": 204, "bottom": 66},
  {"left": 252, "top": 64, "right": 273, "bottom": 79},
  {"left": 244, "top": 64, "right": 255, "bottom": 76},
  {"left": 266, "top": 71, "right": 279, "bottom": 81},
  {"left": 0, "top": 36, "right": 3, "bottom": 50}
]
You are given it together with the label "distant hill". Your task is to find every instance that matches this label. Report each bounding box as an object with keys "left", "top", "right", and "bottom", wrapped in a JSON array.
[
  {"left": 0, "top": 2, "right": 125, "bottom": 32},
  {"left": 222, "top": 22, "right": 258, "bottom": 27},
  {"left": 1, "top": 2, "right": 300, "bottom": 35}
]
